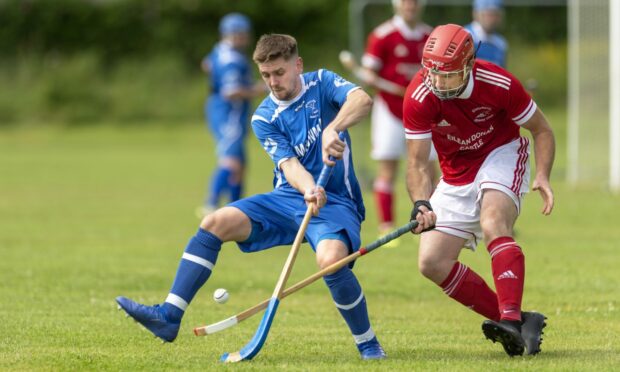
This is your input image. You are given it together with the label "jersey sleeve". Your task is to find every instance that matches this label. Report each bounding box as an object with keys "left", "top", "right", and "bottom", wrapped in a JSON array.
[
  {"left": 251, "top": 113, "right": 296, "bottom": 170},
  {"left": 318, "top": 69, "right": 360, "bottom": 109},
  {"left": 362, "top": 32, "right": 384, "bottom": 71},
  {"left": 402, "top": 77, "right": 434, "bottom": 140},
  {"left": 505, "top": 71, "right": 537, "bottom": 126}
]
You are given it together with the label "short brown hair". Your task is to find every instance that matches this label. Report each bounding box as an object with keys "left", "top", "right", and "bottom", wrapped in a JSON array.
[{"left": 253, "top": 34, "right": 298, "bottom": 64}]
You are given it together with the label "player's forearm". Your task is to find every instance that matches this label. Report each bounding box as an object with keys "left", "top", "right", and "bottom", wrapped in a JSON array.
[
  {"left": 532, "top": 128, "right": 555, "bottom": 181},
  {"left": 361, "top": 68, "right": 406, "bottom": 96},
  {"left": 280, "top": 158, "right": 316, "bottom": 194},
  {"left": 524, "top": 108, "right": 556, "bottom": 181},
  {"left": 405, "top": 139, "right": 434, "bottom": 201},
  {"left": 326, "top": 89, "right": 372, "bottom": 132},
  {"left": 406, "top": 164, "right": 433, "bottom": 202}
]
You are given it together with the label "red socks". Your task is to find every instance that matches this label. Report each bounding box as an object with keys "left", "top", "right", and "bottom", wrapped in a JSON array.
[
  {"left": 487, "top": 236, "right": 525, "bottom": 322},
  {"left": 440, "top": 262, "right": 500, "bottom": 321},
  {"left": 437, "top": 237, "right": 525, "bottom": 322},
  {"left": 373, "top": 179, "right": 393, "bottom": 227}
]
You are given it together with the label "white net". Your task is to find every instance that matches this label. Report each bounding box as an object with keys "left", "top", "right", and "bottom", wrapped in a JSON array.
[{"left": 568, "top": 0, "right": 611, "bottom": 188}]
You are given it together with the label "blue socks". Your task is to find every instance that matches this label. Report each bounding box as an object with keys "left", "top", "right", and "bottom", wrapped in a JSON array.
[
  {"left": 207, "top": 167, "right": 243, "bottom": 206},
  {"left": 162, "top": 229, "right": 222, "bottom": 322},
  {"left": 324, "top": 266, "right": 375, "bottom": 345},
  {"left": 229, "top": 181, "right": 242, "bottom": 202},
  {"left": 207, "top": 167, "right": 231, "bottom": 208}
]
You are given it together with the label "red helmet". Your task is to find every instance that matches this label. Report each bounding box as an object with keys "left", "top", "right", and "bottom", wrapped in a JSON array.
[{"left": 422, "top": 24, "right": 475, "bottom": 99}]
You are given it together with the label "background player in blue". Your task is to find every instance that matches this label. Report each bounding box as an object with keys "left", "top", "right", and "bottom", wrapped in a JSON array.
[
  {"left": 116, "top": 33, "right": 387, "bottom": 360},
  {"left": 198, "top": 13, "right": 267, "bottom": 218},
  {"left": 464, "top": 0, "right": 507, "bottom": 67}
]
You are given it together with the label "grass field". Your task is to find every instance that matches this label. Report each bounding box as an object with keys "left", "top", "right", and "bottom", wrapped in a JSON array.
[{"left": 1, "top": 108, "right": 619, "bottom": 370}]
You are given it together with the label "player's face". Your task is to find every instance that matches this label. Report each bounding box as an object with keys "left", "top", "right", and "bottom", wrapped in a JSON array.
[
  {"left": 396, "top": 0, "right": 420, "bottom": 23},
  {"left": 258, "top": 56, "right": 303, "bottom": 101},
  {"left": 425, "top": 68, "right": 468, "bottom": 99},
  {"left": 228, "top": 32, "right": 251, "bottom": 50},
  {"left": 474, "top": 9, "right": 503, "bottom": 33}
]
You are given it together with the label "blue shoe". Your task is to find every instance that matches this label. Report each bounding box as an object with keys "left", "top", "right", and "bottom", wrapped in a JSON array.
[
  {"left": 357, "top": 337, "right": 387, "bottom": 360},
  {"left": 116, "top": 296, "right": 180, "bottom": 342}
]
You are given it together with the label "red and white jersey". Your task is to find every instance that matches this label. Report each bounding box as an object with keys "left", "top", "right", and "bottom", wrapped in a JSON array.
[
  {"left": 403, "top": 60, "right": 537, "bottom": 185},
  {"left": 363, "top": 16, "right": 432, "bottom": 119}
]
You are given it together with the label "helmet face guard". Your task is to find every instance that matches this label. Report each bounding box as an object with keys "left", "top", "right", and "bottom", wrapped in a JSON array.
[
  {"left": 421, "top": 24, "right": 474, "bottom": 100},
  {"left": 422, "top": 64, "right": 471, "bottom": 100}
]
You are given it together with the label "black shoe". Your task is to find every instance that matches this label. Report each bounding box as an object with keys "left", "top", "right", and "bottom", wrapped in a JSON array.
[
  {"left": 521, "top": 311, "right": 547, "bottom": 355},
  {"left": 482, "top": 319, "right": 525, "bottom": 357}
]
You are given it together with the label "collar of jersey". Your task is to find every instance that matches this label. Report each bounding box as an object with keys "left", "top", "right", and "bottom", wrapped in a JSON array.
[
  {"left": 392, "top": 15, "right": 426, "bottom": 40},
  {"left": 269, "top": 75, "right": 306, "bottom": 107},
  {"left": 457, "top": 69, "right": 475, "bottom": 100}
]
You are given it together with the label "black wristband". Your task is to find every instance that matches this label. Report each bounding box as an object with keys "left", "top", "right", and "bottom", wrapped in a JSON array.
[
  {"left": 411, "top": 200, "right": 435, "bottom": 232},
  {"left": 411, "top": 200, "right": 433, "bottom": 220}
]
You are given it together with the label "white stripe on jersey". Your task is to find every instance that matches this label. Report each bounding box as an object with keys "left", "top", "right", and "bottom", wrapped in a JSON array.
[
  {"left": 475, "top": 76, "right": 509, "bottom": 90},
  {"left": 512, "top": 100, "right": 537, "bottom": 125},
  {"left": 251, "top": 114, "right": 270, "bottom": 124},
  {"left": 411, "top": 83, "right": 425, "bottom": 99},
  {"left": 318, "top": 68, "right": 324, "bottom": 81},
  {"left": 343, "top": 143, "right": 353, "bottom": 198},
  {"left": 405, "top": 128, "right": 432, "bottom": 140},
  {"left": 412, "top": 84, "right": 430, "bottom": 102},
  {"left": 476, "top": 69, "right": 511, "bottom": 85},
  {"left": 475, "top": 72, "right": 511, "bottom": 87},
  {"left": 419, "top": 88, "right": 431, "bottom": 102}
]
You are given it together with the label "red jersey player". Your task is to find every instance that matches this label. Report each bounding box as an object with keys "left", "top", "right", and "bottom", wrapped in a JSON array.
[
  {"left": 404, "top": 24, "right": 554, "bottom": 356},
  {"left": 360, "top": 0, "right": 436, "bottom": 240}
]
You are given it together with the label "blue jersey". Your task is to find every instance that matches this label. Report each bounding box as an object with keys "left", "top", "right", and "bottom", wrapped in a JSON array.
[
  {"left": 251, "top": 70, "right": 365, "bottom": 219},
  {"left": 465, "top": 22, "right": 508, "bottom": 67},
  {"left": 203, "top": 41, "right": 254, "bottom": 160}
]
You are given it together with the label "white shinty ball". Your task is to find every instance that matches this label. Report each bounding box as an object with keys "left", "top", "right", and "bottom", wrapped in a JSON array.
[{"left": 213, "top": 288, "right": 229, "bottom": 304}]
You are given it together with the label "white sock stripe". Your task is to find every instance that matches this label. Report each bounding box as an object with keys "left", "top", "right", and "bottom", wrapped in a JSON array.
[
  {"left": 182, "top": 252, "right": 214, "bottom": 270},
  {"left": 491, "top": 246, "right": 511, "bottom": 259},
  {"left": 443, "top": 263, "right": 464, "bottom": 294},
  {"left": 165, "top": 293, "right": 188, "bottom": 311},
  {"left": 490, "top": 244, "right": 521, "bottom": 259},
  {"left": 443, "top": 263, "right": 466, "bottom": 295},
  {"left": 445, "top": 268, "right": 468, "bottom": 296},
  {"left": 490, "top": 242, "right": 521, "bottom": 258},
  {"left": 489, "top": 242, "right": 514, "bottom": 255},
  {"left": 334, "top": 291, "right": 364, "bottom": 311},
  {"left": 353, "top": 327, "right": 376, "bottom": 344}
]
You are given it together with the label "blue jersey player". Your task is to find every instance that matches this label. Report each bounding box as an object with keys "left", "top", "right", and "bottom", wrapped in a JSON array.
[
  {"left": 116, "top": 34, "right": 387, "bottom": 360},
  {"left": 465, "top": 0, "right": 507, "bottom": 67},
  {"left": 198, "top": 13, "right": 267, "bottom": 217}
]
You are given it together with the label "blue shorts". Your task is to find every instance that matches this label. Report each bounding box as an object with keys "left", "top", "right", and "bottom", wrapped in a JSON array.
[
  {"left": 228, "top": 188, "right": 362, "bottom": 255},
  {"left": 205, "top": 100, "right": 248, "bottom": 163}
]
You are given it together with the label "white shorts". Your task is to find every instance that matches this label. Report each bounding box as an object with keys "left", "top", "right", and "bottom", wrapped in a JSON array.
[
  {"left": 370, "top": 96, "right": 437, "bottom": 161},
  {"left": 429, "top": 137, "right": 531, "bottom": 250}
]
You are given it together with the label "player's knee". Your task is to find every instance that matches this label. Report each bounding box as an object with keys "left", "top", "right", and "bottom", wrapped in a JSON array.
[
  {"left": 199, "top": 207, "right": 250, "bottom": 242},
  {"left": 316, "top": 251, "right": 341, "bottom": 269},
  {"left": 315, "top": 247, "right": 348, "bottom": 269},
  {"left": 418, "top": 255, "right": 448, "bottom": 283},
  {"left": 480, "top": 218, "right": 513, "bottom": 243}
]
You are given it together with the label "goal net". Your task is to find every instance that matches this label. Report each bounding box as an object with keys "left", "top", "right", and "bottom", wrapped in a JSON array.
[{"left": 568, "top": 0, "right": 620, "bottom": 192}]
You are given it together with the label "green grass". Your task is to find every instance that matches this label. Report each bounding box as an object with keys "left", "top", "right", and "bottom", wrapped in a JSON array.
[{"left": 1, "top": 109, "right": 619, "bottom": 370}]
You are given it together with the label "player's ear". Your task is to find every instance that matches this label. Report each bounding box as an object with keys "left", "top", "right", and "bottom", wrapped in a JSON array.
[{"left": 296, "top": 57, "right": 303, "bottom": 73}]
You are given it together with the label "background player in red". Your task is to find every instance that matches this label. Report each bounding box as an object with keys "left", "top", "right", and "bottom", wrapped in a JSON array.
[
  {"left": 403, "top": 24, "right": 554, "bottom": 356},
  {"left": 359, "top": 0, "right": 436, "bottom": 240}
]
